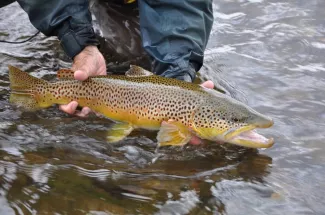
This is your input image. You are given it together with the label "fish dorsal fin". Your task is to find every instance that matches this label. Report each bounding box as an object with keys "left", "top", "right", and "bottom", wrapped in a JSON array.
[
  {"left": 57, "top": 69, "right": 75, "bottom": 80},
  {"left": 125, "top": 65, "right": 154, "bottom": 77}
]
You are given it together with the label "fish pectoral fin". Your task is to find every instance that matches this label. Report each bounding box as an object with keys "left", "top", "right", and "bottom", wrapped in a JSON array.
[
  {"left": 57, "top": 69, "right": 75, "bottom": 80},
  {"left": 106, "top": 123, "right": 134, "bottom": 143},
  {"left": 125, "top": 65, "right": 154, "bottom": 77},
  {"left": 157, "top": 120, "right": 192, "bottom": 147}
]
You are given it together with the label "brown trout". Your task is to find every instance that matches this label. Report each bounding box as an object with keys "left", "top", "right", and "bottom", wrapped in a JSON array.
[{"left": 8, "top": 65, "right": 274, "bottom": 148}]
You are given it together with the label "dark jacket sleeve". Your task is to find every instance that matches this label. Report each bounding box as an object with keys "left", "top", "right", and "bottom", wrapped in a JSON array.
[{"left": 17, "top": 0, "right": 99, "bottom": 59}]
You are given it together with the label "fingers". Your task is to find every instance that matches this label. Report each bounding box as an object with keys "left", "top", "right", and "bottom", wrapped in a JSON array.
[
  {"left": 59, "top": 101, "right": 92, "bottom": 117},
  {"left": 75, "top": 107, "right": 92, "bottom": 117},
  {"left": 74, "top": 70, "right": 89, "bottom": 81},
  {"left": 201, "top": 80, "right": 214, "bottom": 89},
  {"left": 72, "top": 46, "right": 107, "bottom": 81},
  {"left": 59, "top": 101, "right": 78, "bottom": 115},
  {"left": 58, "top": 46, "right": 107, "bottom": 117},
  {"left": 189, "top": 136, "right": 202, "bottom": 145}
]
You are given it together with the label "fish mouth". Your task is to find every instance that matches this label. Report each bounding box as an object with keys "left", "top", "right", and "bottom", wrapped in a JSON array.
[{"left": 223, "top": 123, "right": 274, "bottom": 148}]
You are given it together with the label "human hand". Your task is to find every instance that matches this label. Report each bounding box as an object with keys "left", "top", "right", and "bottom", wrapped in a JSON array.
[
  {"left": 59, "top": 46, "right": 106, "bottom": 117},
  {"left": 200, "top": 80, "right": 214, "bottom": 89}
]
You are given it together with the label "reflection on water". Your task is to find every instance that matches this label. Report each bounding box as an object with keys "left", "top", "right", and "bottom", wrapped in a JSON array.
[
  {"left": 1, "top": 0, "right": 325, "bottom": 214},
  {"left": 0, "top": 146, "right": 272, "bottom": 214}
]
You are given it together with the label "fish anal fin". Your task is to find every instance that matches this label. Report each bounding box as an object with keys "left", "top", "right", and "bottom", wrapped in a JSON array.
[
  {"left": 157, "top": 120, "right": 192, "bottom": 147},
  {"left": 57, "top": 69, "right": 75, "bottom": 80},
  {"left": 107, "top": 123, "right": 134, "bottom": 143},
  {"left": 125, "top": 65, "right": 154, "bottom": 77}
]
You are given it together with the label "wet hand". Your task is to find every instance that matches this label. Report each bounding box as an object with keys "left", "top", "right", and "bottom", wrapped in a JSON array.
[
  {"left": 59, "top": 46, "right": 106, "bottom": 117},
  {"left": 201, "top": 80, "right": 214, "bottom": 89}
]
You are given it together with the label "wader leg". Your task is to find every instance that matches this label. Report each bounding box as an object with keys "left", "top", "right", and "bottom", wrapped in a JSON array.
[{"left": 138, "top": 0, "right": 213, "bottom": 82}]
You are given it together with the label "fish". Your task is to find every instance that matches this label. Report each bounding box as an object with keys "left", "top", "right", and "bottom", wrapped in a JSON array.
[{"left": 8, "top": 65, "right": 274, "bottom": 148}]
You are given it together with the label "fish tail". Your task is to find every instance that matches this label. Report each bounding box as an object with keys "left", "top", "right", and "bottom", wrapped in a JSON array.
[{"left": 8, "top": 65, "right": 51, "bottom": 111}]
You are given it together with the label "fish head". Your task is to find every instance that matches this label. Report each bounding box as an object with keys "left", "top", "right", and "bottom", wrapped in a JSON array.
[{"left": 191, "top": 91, "right": 274, "bottom": 148}]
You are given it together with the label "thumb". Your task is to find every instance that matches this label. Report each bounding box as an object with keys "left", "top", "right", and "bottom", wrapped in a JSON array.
[
  {"left": 74, "top": 69, "right": 90, "bottom": 81},
  {"left": 201, "top": 80, "right": 214, "bottom": 89}
]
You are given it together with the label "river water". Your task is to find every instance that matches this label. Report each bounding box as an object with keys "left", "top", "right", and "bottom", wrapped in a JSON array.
[{"left": 0, "top": 1, "right": 325, "bottom": 214}]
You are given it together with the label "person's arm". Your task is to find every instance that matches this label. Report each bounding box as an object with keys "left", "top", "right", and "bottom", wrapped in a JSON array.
[
  {"left": 17, "top": 0, "right": 106, "bottom": 116},
  {"left": 17, "top": 0, "right": 99, "bottom": 59},
  {"left": 138, "top": 0, "right": 213, "bottom": 82}
]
